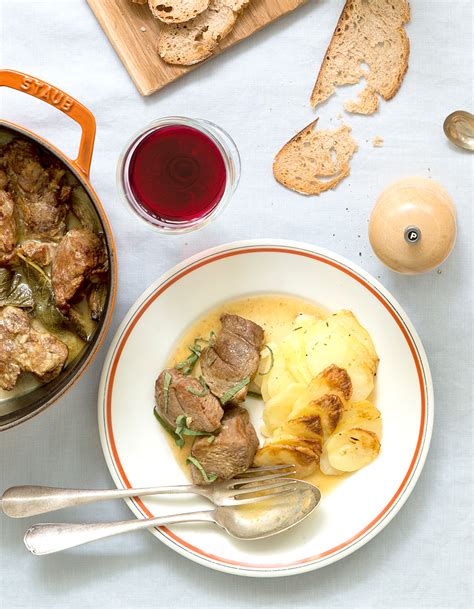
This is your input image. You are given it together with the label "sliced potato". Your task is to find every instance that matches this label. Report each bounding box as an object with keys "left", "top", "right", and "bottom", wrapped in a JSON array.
[
  {"left": 258, "top": 310, "right": 381, "bottom": 480},
  {"left": 303, "top": 311, "right": 378, "bottom": 401},
  {"left": 320, "top": 400, "right": 382, "bottom": 474},
  {"left": 289, "top": 367, "right": 348, "bottom": 420},
  {"left": 269, "top": 433, "right": 322, "bottom": 457},
  {"left": 293, "top": 313, "right": 317, "bottom": 331},
  {"left": 338, "top": 400, "right": 382, "bottom": 438},
  {"left": 265, "top": 347, "right": 295, "bottom": 400},
  {"left": 262, "top": 382, "right": 306, "bottom": 435},
  {"left": 325, "top": 427, "right": 380, "bottom": 472},
  {"left": 280, "top": 328, "right": 312, "bottom": 386},
  {"left": 284, "top": 393, "right": 344, "bottom": 442},
  {"left": 305, "top": 331, "right": 375, "bottom": 401},
  {"left": 254, "top": 443, "right": 318, "bottom": 478},
  {"left": 331, "top": 310, "right": 377, "bottom": 356},
  {"left": 319, "top": 447, "right": 344, "bottom": 475}
]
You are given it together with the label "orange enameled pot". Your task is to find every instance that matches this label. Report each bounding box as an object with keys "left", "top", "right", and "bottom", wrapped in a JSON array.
[{"left": 0, "top": 70, "right": 117, "bottom": 431}]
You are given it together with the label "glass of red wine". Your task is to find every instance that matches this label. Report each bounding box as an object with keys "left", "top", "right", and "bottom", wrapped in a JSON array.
[{"left": 118, "top": 117, "right": 240, "bottom": 233}]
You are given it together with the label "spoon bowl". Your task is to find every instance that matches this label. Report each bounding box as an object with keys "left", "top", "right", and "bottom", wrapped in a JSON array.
[
  {"left": 215, "top": 481, "right": 321, "bottom": 540},
  {"left": 443, "top": 110, "right": 474, "bottom": 151}
]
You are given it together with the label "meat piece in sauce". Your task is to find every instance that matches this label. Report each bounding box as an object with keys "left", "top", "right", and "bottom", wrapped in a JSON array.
[
  {"left": 51, "top": 228, "right": 107, "bottom": 312},
  {"left": 155, "top": 368, "right": 223, "bottom": 432},
  {"left": 2, "top": 139, "right": 70, "bottom": 241},
  {"left": 0, "top": 306, "right": 68, "bottom": 390},
  {"left": 189, "top": 406, "right": 259, "bottom": 485},
  {"left": 0, "top": 168, "right": 8, "bottom": 190},
  {"left": 0, "top": 190, "right": 16, "bottom": 266},
  {"left": 17, "top": 240, "right": 57, "bottom": 267},
  {"left": 201, "top": 314, "right": 264, "bottom": 404},
  {"left": 87, "top": 283, "right": 107, "bottom": 321}
]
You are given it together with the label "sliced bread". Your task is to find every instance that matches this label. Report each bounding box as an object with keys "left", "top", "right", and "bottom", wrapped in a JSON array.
[
  {"left": 157, "top": 0, "right": 239, "bottom": 65},
  {"left": 148, "top": 0, "right": 210, "bottom": 24},
  {"left": 310, "top": 0, "right": 410, "bottom": 114},
  {"left": 273, "top": 119, "right": 358, "bottom": 196},
  {"left": 217, "top": 0, "right": 249, "bottom": 12}
]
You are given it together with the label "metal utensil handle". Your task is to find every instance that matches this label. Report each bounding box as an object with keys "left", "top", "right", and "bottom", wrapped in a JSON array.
[
  {"left": 24, "top": 510, "right": 216, "bottom": 556},
  {"left": 0, "top": 69, "right": 96, "bottom": 176},
  {"left": 1, "top": 484, "right": 204, "bottom": 518}
]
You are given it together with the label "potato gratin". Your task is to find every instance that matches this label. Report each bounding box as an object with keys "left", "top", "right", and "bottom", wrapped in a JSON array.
[{"left": 254, "top": 310, "right": 381, "bottom": 478}]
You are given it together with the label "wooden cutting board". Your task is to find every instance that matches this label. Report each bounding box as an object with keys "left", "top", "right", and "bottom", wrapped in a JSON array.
[{"left": 87, "top": 0, "right": 308, "bottom": 96}]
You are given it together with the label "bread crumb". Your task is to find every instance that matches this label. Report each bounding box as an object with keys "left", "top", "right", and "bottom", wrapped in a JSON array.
[
  {"left": 372, "top": 136, "right": 384, "bottom": 148},
  {"left": 140, "top": 26, "right": 147, "bottom": 32}
]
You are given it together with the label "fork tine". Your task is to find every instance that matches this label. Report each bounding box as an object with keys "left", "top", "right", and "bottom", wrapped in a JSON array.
[
  {"left": 225, "top": 488, "right": 296, "bottom": 506},
  {"left": 228, "top": 471, "right": 296, "bottom": 487},
  {"left": 231, "top": 479, "right": 298, "bottom": 497}
]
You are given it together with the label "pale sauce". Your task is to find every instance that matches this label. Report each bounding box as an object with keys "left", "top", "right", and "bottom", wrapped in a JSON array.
[{"left": 164, "top": 294, "right": 349, "bottom": 496}]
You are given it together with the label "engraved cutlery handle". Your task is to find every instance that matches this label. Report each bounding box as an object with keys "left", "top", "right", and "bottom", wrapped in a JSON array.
[
  {"left": 24, "top": 511, "right": 216, "bottom": 555},
  {"left": 1, "top": 484, "right": 201, "bottom": 518}
]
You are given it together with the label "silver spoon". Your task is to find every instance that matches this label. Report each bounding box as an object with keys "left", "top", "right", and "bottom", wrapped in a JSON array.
[
  {"left": 443, "top": 110, "right": 474, "bottom": 151},
  {"left": 23, "top": 481, "right": 321, "bottom": 556}
]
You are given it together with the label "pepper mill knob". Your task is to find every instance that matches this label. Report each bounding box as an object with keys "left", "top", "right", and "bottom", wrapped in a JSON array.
[{"left": 369, "top": 177, "right": 457, "bottom": 274}]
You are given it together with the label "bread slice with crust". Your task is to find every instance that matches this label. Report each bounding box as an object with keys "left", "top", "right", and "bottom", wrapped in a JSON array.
[
  {"left": 310, "top": 0, "right": 411, "bottom": 114},
  {"left": 273, "top": 119, "right": 358, "bottom": 196},
  {"left": 148, "top": 0, "right": 209, "bottom": 24},
  {"left": 218, "top": 0, "right": 249, "bottom": 11},
  {"left": 157, "top": 0, "right": 247, "bottom": 65}
]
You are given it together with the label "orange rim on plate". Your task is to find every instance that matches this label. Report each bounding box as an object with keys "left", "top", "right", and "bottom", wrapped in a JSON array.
[{"left": 99, "top": 242, "right": 432, "bottom": 576}]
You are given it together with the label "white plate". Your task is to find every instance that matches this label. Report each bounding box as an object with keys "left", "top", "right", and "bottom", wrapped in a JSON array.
[{"left": 98, "top": 240, "right": 433, "bottom": 577}]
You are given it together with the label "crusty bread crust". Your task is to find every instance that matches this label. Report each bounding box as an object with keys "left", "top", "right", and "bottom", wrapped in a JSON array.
[
  {"left": 310, "top": 0, "right": 410, "bottom": 114},
  {"left": 157, "top": 0, "right": 250, "bottom": 65},
  {"left": 149, "top": 0, "right": 210, "bottom": 24},
  {"left": 273, "top": 118, "right": 358, "bottom": 196}
]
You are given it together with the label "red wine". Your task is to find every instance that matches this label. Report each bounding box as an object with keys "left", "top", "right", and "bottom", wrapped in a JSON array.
[{"left": 128, "top": 125, "right": 227, "bottom": 223}]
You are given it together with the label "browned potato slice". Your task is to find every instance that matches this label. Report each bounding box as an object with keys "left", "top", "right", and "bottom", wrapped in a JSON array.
[
  {"left": 324, "top": 427, "right": 380, "bottom": 472},
  {"left": 254, "top": 443, "right": 318, "bottom": 478},
  {"left": 338, "top": 400, "right": 382, "bottom": 438},
  {"left": 287, "top": 393, "right": 344, "bottom": 440}
]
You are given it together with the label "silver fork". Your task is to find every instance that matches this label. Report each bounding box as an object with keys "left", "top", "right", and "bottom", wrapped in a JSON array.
[{"left": 1, "top": 465, "right": 297, "bottom": 518}]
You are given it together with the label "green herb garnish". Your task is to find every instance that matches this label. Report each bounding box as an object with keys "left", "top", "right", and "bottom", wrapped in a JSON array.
[
  {"left": 186, "top": 456, "right": 217, "bottom": 483},
  {"left": 153, "top": 408, "right": 184, "bottom": 447},
  {"left": 175, "top": 340, "right": 202, "bottom": 375},
  {"left": 16, "top": 251, "right": 51, "bottom": 284},
  {"left": 0, "top": 268, "right": 34, "bottom": 309},
  {"left": 259, "top": 345, "right": 274, "bottom": 376},
  {"left": 186, "top": 376, "right": 209, "bottom": 397},
  {"left": 247, "top": 390, "right": 263, "bottom": 400},
  {"left": 163, "top": 371, "right": 172, "bottom": 413},
  {"left": 175, "top": 332, "right": 216, "bottom": 376},
  {"left": 220, "top": 376, "right": 250, "bottom": 405},
  {"left": 174, "top": 414, "right": 215, "bottom": 447}
]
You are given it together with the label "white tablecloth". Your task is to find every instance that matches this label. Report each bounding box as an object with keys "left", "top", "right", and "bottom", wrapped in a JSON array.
[{"left": 0, "top": 1, "right": 472, "bottom": 607}]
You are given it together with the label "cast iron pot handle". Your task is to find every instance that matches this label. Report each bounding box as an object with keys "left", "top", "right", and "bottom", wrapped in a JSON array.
[{"left": 0, "top": 69, "right": 96, "bottom": 177}]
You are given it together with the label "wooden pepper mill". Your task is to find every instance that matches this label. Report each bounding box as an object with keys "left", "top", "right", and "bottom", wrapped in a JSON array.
[{"left": 369, "top": 177, "right": 457, "bottom": 274}]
